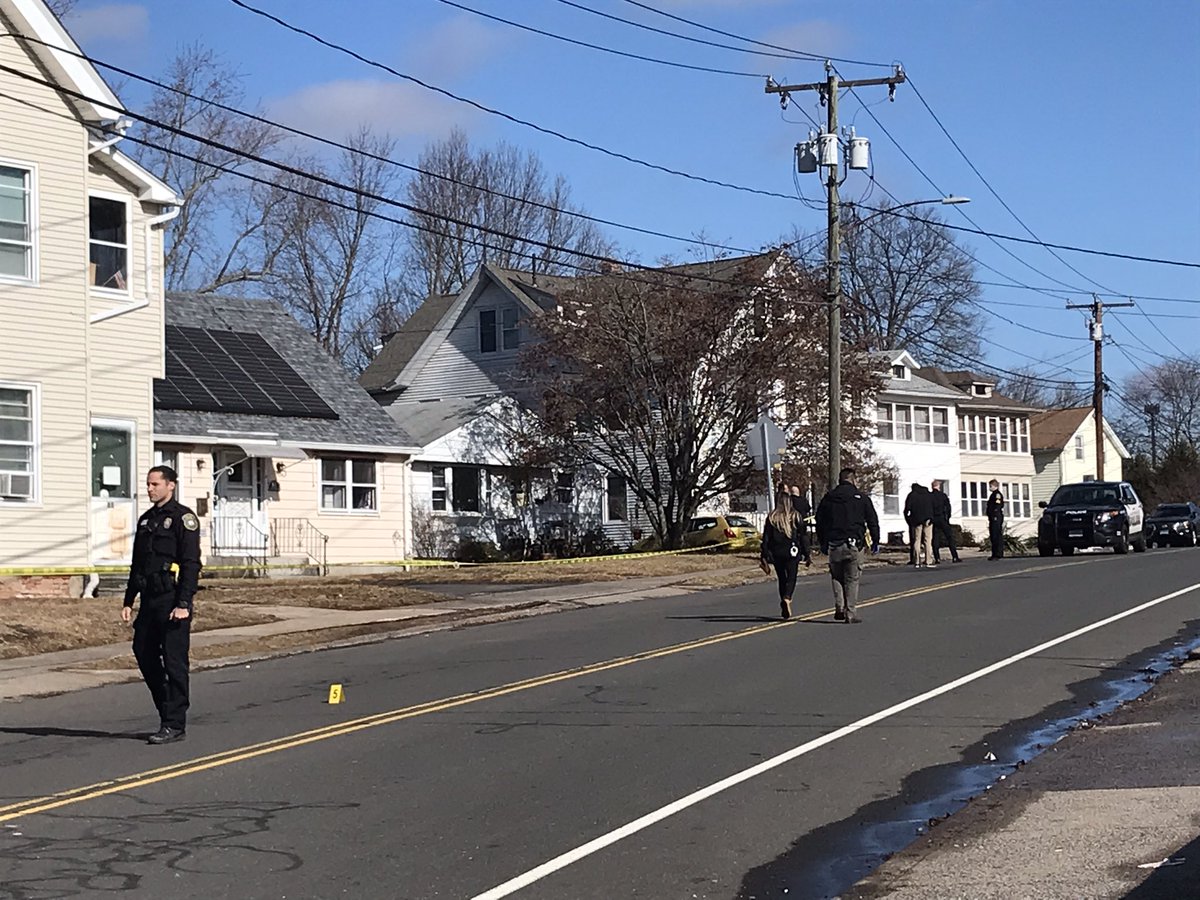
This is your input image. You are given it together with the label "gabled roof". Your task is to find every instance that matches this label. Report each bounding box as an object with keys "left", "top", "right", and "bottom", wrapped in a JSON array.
[
  {"left": 2, "top": 0, "right": 180, "bottom": 205},
  {"left": 1030, "top": 407, "right": 1092, "bottom": 451},
  {"left": 156, "top": 294, "right": 418, "bottom": 452},
  {"left": 1030, "top": 406, "right": 1132, "bottom": 459},
  {"left": 917, "top": 365, "right": 1040, "bottom": 412},
  {"left": 360, "top": 251, "right": 788, "bottom": 395}
]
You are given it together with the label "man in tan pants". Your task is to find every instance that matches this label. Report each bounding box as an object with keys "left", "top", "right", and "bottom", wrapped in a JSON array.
[{"left": 903, "top": 482, "right": 936, "bottom": 568}]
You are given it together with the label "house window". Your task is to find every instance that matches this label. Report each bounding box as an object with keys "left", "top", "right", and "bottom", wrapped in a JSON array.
[
  {"left": 894, "top": 405, "right": 913, "bottom": 441},
  {"left": 0, "top": 385, "right": 36, "bottom": 502},
  {"left": 876, "top": 404, "right": 893, "bottom": 440},
  {"left": 452, "top": 465, "right": 481, "bottom": 513},
  {"left": 153, "top": 448, "right": 181, "bottom": 500},
  {"left": 502, "top": 307, "right": 519, "bottom": 350},
  {"left": 431, "top": 466, "right": 447, "bottom": 511},
  {"left": 0, "top": 165, "right": 33, "bottom": 281},
  {"left": 932, "top": 408, "right": 950, "bottom": 444},
  {"left": 479, "top": 309, "right": 497, "bottom": 353},
  {"left": 555, "top": 471, "right": 574, "bottom": 504},
  {"left": 914, "top": 407, "right": 931, "bottom": 443},
  {"left": 89, "top": 196, "right": 128, "bottom": 291},
  {"left": 882, "top": 475, "right": 899, "bottom": 516},
  {"left": 958, "top": 415, "right": 1028, "bottom": 454},
  {"left": 320, "top": 458, "right": 378, "bottom": 512},
  {"left": 1075, "top": 434, "right": 1084, "bottom": 460},
  {"left": 605, "top": 474, "right": 627, "bottom": 522},
  {"left": 891, "top": 364, "right": 907, "bottom": 379},
  {"left": 962, "top": 480, "right": 1032, "bottom": 519}
]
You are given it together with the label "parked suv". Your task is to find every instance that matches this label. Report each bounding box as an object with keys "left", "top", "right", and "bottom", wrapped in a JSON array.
[
  {"left": 1145, "top": 502, "right": 1200, "bottom": 548},
  {"left": 1037, "top": 481, "right": 1146, "bottom": 556}
]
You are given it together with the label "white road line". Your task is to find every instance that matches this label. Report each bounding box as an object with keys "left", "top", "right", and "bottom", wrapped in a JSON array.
[{"left": 471, "top": 581, "right": 1200, "bottom": 899}]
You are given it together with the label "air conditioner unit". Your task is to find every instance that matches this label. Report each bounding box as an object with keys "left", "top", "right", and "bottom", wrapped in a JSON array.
[{"left": 0, "top": 472, "right": 33, "bottom": 499}]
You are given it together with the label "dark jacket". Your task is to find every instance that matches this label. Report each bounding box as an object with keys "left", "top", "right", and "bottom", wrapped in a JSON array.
[
  {"left": 816, "top": 481, "right": 881, "bottom": 550},
  {"left": 931, "top": 488, "right": 953, "bottom": 523},
  {"left": 903, "top": 484, "right": 934, "bottom": 525},
  {"left": 986, "top": 489, "right": 1005, "bottom": 521},
  {"left": 124, "top": 497, "right": 203, "bottom": 612},
  {"left": 761, "top": 512, "right": 802, "bottom": 563},
  {"left": 788, "top": 492, "right": 811, "bottom": 519}
]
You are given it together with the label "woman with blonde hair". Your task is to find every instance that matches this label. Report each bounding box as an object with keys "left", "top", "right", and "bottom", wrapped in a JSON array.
[{"left": 760, "top": 491, "right": 803, "bottom": 619}]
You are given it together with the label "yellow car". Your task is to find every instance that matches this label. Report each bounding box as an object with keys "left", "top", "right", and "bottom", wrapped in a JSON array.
[{"left": 683, "top": 514, "right": 761, "bottom": 549}]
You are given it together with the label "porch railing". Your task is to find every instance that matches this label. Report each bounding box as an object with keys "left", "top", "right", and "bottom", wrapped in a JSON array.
[
  {"left": 209, "top": 516, "right": 269, "bottom": 573},
  {"left": 270, "top": 517, "right": 330, "bottom": 575}
]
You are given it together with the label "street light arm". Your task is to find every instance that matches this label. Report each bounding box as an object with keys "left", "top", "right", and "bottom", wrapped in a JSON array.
[{"left": 850, "top": 196, "right": 971, "bottom": 227}]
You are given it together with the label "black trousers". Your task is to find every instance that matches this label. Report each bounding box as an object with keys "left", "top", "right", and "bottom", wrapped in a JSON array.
[
  {"left": 133, "top": 602, "right": 191, "bottom": 730},
  {"left": 988, "top": 517, "right": 1005, "bottom": 558},
  {"left": 771, "top": 554, "right": 800, "bottom": 601},
  {"left": 932, "top": 519, "right": 959, "bottom": 561}
]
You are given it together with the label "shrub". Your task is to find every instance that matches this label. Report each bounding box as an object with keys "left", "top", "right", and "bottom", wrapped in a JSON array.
[
  {"left": 957, "top": 526, "right": 978, "bottom": 548},
  {"left": 454, "top": 539, "right": 502, "bottom": 563}
]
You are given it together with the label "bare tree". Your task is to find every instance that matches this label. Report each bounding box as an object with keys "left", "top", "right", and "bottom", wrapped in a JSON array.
[
  {"left": 839, "top": 203, "right": 984, "bottom": 367},
  {"left": 129, "top": 45, "right": 286, "bottom": 294},
  {"left": 1120, "top": 356, "right": 1200, "bottom": 452},
  {"left": 264, "top": 128, "right": 405, "bottom": 361},
  {"left": 45, "top": 0, "right": 76, "bottom": 17},
  {"left": 404, "top": 129, "right": 614, "bottom": 297},
  {"left": 524, "top": 254, "right": 883, "bottom": 549}
]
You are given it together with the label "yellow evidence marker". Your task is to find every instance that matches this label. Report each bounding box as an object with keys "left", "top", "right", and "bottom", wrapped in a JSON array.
[{"left": 327, "top": 683, "right": 345, "bottom": 704}]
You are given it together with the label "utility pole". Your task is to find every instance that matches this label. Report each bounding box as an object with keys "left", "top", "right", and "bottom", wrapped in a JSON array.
[
  {"left": 1144, "top": 402, "right": 1161, "bottom": 467},
  {"left": 1067, "top": 295, "right": 1134, "bottom": 480},
  {"left": 767, "top": 63, "right": 906, "bottom": 489}
]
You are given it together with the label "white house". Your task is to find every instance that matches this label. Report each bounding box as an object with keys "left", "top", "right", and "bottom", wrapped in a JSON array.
[
  {"left": 1030, "top": 407, "right": 1130, "bottom": 505},
  {"left": 868, "top": 351, "right": 964, "bottom": 543}
]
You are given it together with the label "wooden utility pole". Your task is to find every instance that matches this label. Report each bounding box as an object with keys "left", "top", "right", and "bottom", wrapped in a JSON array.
[
  {"left": 766, "top": 64, "right": 906, "bottom": 489},
  {"left": 1067, "top": 295, "right": 1134, "bottom": 480}
]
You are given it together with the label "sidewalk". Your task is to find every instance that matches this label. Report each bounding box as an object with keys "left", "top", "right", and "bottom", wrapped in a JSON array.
[
  {"left": 847, "top": 649, "right": 1200, "bottom": 899},
  {"left": 0, "top": 574, "right": 708, "bottom": 702}
]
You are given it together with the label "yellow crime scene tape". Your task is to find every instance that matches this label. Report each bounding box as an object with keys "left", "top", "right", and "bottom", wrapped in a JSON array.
[{"left": 0, "top": 541, "right": 744, "bottom": 578}]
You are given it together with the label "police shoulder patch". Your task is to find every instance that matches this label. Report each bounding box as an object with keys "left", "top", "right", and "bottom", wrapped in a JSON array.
[{"left": 182, "top": 513, "right": 199, "bottom": 531}]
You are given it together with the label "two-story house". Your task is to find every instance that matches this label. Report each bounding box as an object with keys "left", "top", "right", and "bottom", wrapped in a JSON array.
[
  {"left": 1030, "top": 406, "right": 1130, "bottom": 505},
  {"left": 919, "top": 367, "right": 1040, "bottom": 539},
  {"left": 0, "top": 0, "right": 180, "bottom": 596},
  {"left": 869, "top": 351, "right": 964, "bottom": 543}
]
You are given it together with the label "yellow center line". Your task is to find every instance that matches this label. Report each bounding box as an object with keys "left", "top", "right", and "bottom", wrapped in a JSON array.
[{"left": 0, "top": 559, "right": 1081, "bottom": 823}]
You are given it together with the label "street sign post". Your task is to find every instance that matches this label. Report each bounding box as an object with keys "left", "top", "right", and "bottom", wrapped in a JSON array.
[{"left": 745, "top": 414, "right": 787, "bottom": 512}]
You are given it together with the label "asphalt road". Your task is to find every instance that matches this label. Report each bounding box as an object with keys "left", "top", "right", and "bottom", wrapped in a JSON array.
[{"left": 2, "top": 549, "right": 1199, "bottom": 899}]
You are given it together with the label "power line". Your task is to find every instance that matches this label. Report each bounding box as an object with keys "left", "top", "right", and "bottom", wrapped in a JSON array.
[
  {"left": 614, "top": 0, "right": 891, "bottom": 69},
  {"left": 225, "top": 0, "right": 800, "bottom": 204},
  {"left": 0, "top": 32, "right": 766, "bottom": 258},
  {"left": 0, "top": 63, "right": 829, "bottom": 298},
  {"left": 432, "top": 0, "right": 766, "bottom": 78}
]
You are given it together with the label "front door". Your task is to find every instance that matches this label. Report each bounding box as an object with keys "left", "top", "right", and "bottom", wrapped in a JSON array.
[
  {"left": 212, "top": 452, "right": 268, "bottom": 552},
  {"left": 90, "top": 421, "right": 136, "bottom": 564}
]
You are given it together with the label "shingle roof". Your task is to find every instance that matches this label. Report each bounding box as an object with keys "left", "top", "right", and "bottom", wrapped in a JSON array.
[
  {"left": 358, "top": 293, "right": 456, "bottom": 392},
  {"left": 917, "top": 366, "right": 1039, "bottom": 412},
  {"left": 381, "top": 396, "right": 500, "bottom": 447},
  {"left": 157, "top": 294, "right": 417, "bottom": 450},
  {"left": 1030, "top": 407, "right": 1092, "bottom": 452},
  {"left": 872, "top": 351, "right": 965, "bottom": 401}
]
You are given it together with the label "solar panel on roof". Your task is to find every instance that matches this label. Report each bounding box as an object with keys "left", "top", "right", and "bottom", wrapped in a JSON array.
[{"left": 154, "top": 326, "right": 338, "bottom": 419}]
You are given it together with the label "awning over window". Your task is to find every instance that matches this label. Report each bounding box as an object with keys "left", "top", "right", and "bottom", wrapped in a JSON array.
[{"left": 231, "top": 441, "right": 309, "bottom": 460}]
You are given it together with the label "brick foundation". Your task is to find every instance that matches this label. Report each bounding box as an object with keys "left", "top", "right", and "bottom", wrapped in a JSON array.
[{"left": 0, "top": 575, "right": 85, "bottom": 600}]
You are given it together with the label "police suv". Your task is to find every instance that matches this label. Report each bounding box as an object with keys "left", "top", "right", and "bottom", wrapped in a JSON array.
[{"left": 1037, "top": 481, "right": 1146, "bottom": 556}]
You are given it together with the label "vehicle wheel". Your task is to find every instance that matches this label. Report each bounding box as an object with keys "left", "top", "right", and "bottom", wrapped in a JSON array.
[
  {"left": 1133, "top": 532, "right": 1147, "bottom": 553},
  {"left": 1114, "top": 530, "right": 1129, "bottom": 555},
  {"left": 1060, "top": 545, "right": 1075, "bottom": 556},
  {"left": 1038, "top": 544, "right": 1054, "bottom": 557}
]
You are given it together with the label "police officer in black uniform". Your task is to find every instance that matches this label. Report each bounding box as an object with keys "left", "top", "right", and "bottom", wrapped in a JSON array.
[
  {"left": 986, "top": 478, "right": 1005, "bottom": 560},
  {"left": 122, "top": 465, "right": 202, "bottom": 744},
  {"left": 816, "top": 467, "right": 881, "bottom": 624}
]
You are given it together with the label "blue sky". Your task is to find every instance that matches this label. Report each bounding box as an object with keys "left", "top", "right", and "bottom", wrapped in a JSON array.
[{"left": 65, "top": 0, "right": 1200, "bottom": 400}]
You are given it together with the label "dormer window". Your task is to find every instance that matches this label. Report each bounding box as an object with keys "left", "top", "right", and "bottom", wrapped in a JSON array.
[
  {"left": 479, "top": 307, "right": 519, "bottom": 354},
  {"left": 891, "top": 364, "right": 908, "bottom": 380},
  {"left": 972, "top": 383, "right": 992, "bottom": 397}
]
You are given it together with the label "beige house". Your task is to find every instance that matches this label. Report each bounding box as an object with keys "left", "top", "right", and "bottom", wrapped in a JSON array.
[
  {"left": 1030, "top": 407, "right": 1130, "bottom": 505},
  {"left": 155, "top": 295, "right": 419, "bottom": 570},
  {"left": 0, "top": 0, "right": 180, "bottom": 594}
]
